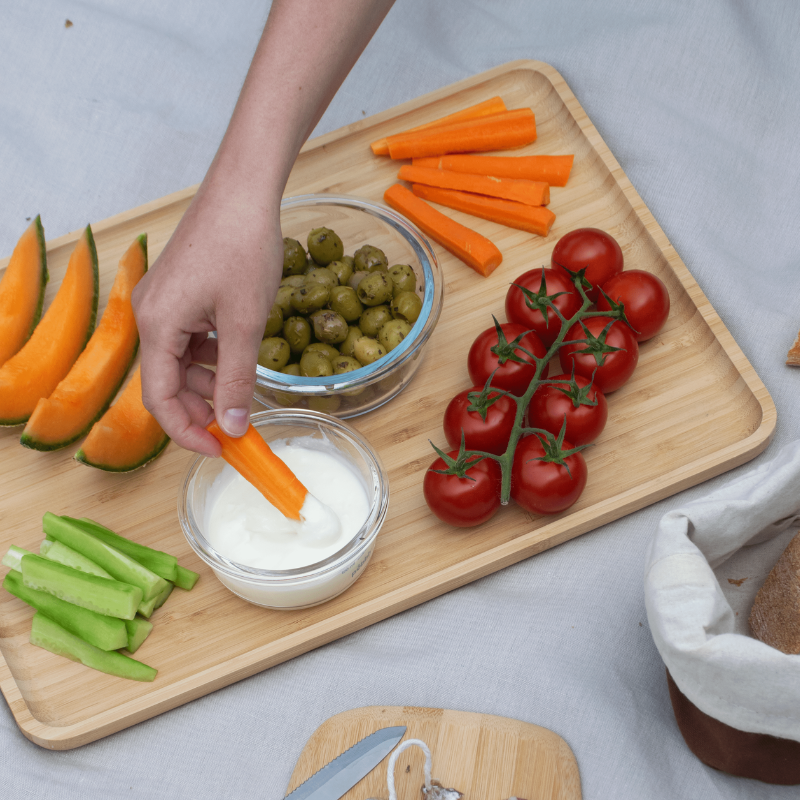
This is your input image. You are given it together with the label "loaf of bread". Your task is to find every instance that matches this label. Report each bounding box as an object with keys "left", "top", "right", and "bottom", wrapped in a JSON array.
[{"left": 749, "top": 532, "right": 800, "bottom": 653}]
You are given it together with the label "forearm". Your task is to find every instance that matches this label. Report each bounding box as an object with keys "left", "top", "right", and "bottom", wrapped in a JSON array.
[{"left": 199, "top": 0, "right": 396, "bottom": 218}]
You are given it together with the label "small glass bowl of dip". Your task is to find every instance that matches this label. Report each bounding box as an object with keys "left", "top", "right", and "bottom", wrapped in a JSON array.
[
  {"left": 253, "top": 194, "right": 444, "bottom": 418},
  {"left": 178, "top": 409, "right": 389, "bottom": 609}
]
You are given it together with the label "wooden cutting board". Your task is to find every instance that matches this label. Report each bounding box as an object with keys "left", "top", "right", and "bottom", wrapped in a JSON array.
[
  {"left": 0, "top": 60, "right": 775, "bottom": 749},
  {"left": 286, "top": 706, "right": 581, "bottom": 800}
]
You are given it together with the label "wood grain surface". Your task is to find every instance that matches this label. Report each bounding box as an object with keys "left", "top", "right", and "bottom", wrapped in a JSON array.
[
  {"left": 286, "top": 706, "right": 581, "bottom": 800},
  {"left": 0, "top": 60, "right": 776, "bottom": 749}
]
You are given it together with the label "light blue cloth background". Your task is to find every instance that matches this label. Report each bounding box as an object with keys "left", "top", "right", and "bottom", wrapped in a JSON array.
[{"left": 1, "top": 1, "right": 799, "bottom": 797}]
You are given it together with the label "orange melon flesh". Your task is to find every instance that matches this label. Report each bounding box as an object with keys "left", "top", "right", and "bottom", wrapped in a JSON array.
[
  {"left": 0, "top": 216, "right": 48, "bottom": 367},
  {"left": 0, "top": 225, "right": 98, "bottom": 426},
  {"left": 75, "top": 367, "right": 170, "bottom": 472},
  {"left": 21, "top": 235, "right": 147, "bottom": 450}
]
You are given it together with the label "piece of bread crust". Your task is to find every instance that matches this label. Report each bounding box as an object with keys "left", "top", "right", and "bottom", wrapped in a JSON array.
[
  {"left": 749, "top": 531, "right": 800, "bottom": 653},
  {"left": 787, "top": 330, "right": 800, "bottom": 366}
]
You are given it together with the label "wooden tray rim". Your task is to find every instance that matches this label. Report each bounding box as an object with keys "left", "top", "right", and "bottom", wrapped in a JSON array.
[{"left": 0, "top": 59, "right": 776, "bottom": 749}]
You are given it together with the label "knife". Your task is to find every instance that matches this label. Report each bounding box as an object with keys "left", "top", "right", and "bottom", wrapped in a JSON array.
[{"left": 285, "top": 725, "right": 406, "bottom": 800}]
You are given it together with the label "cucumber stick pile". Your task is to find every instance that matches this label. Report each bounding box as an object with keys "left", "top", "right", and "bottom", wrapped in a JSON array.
[{"left": 1, "top": 512, "right": 199, "bottom": 682}]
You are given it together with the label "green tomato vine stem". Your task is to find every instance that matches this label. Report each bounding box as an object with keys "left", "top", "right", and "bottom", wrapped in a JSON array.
[{"left": 444, "top": 268, "right": 629, "bottom": 506}]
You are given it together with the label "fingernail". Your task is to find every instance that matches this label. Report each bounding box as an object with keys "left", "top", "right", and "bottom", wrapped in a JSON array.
[{"left": 221, "top": 408, "right": 249, "bottom": 436}]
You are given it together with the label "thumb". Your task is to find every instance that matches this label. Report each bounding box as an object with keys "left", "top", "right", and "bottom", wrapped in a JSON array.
[{"left": 213, "top": 313, "right": 263, "bottom": 437}]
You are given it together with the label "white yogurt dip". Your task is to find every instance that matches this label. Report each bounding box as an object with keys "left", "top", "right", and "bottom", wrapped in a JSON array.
[{"left": 204, "top": 437, "right": 370, "bottom": 571}]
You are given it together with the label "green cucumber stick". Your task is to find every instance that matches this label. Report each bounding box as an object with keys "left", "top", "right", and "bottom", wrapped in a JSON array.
[
  {"left": 30, "top": 612, "right": 157, "bottom": 682},
  {"left": 137, "top": 581, "right": 173, "bottom": 618},
  {"left": 40, "top": 540, "right": 112, "bottom": 579},
  {"left": 67, "top": 517, "right": 178, "bottom": 582},
  {"left": 21, "top": 554, "right": 142, "bottom": 620},
  {"left": 3, "top": 571, "right": 127, "bottom": 651},
  {"left": 124, "top": 616, "right": 153, "bottom": 654},
  {"left": 2, "top": 545, "right": 34, "bottom": 572},
  {"left": 174, "top": 565, "right": 200, "bottom": 591},
  {"left": 43, "top": 513, "right": 168, "bottom": 602}
]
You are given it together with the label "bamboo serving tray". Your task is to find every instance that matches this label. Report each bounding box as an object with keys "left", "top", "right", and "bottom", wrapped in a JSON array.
[
  {"left": 0, "top": 60, "right": 775, "bottom": 749},
  {"left": 286, "top": 706, "right": 581, "bottom": 799}
]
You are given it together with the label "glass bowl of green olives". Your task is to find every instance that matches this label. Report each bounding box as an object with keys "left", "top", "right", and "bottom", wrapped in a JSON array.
[{"left": 253, "top": 194, "right": 443, "bottom": 417}]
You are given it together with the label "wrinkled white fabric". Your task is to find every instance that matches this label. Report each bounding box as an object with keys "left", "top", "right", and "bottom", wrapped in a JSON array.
[
  {"left": 645, "top": 439, "right": 800, "bottom": 740},
  {"left": 2, "top": 2, "right": 800, "bottom": 799}
]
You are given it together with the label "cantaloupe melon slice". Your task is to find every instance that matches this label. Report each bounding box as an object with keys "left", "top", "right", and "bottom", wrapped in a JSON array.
[
  {"left": 21, "top": 235, "right": 147, "bottom": 451},
  {"left": 75, "top": 367, "right": 170, "bottom": 472},
  {"left": 0, "top": 225, "right": 98, "bottom": 426},
  {"left": 0, "top": 216, "right": 48, "bottom": 367}
]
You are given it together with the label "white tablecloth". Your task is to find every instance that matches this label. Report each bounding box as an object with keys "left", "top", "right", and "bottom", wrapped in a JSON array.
[{"left": 2, "top": 1, "right": 799, "bottom": 797}]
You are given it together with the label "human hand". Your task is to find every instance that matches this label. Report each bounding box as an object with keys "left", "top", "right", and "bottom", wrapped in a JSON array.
[{"left": 131, "top": 193, "right": 282, "bottom": 457}]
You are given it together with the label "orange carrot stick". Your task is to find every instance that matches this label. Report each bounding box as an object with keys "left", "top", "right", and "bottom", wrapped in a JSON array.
[
  {"left": 384, "top": 183, "right": 502, "bottom": 277},
  {"left": 412, "top": 154, "right": 574, "bottom": 187},
  {"left": 371, "top": 96, "right": 507, "bottom": 156},
  {"left": 207, "top": 420, "right": 308, "bottom": 520},
  {"left": 398, "top": 164, "right": 550, "bottom": 207},
  {"left": 386, "top": 109, "right": 537, "bottom": 160},
  {"left": 412, "top": 184, "right": 556, "bottom": 238}
]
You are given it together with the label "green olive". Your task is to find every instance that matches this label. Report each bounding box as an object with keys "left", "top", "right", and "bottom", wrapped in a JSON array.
[
  {"left": 308, "top": 394, "right": 342, "bottom": 413},
  {"left": 347, "top": 270, "right": 371, "bottom": 291},
  {"left": 332, "top": 355, "right": 365, "bottom": 397},
  {"left": 353, "top": 244, "right": 388, "bottom": 273},
  {"left": 257, "top": 337, "right": 291, "bottom": 371},
  {"left": 329, "top": 285, "right": 364, "bottom": 322},
  {"left": 357, "top": 272, "right": 393, "bottom": 307},
  {"left": 303, "top": 342, "right": 340, "bottom": 361},
  {"left": 305, "top": 254, "right": 320, "bottom": 273},
  {"left": 274, "top": 363, "right": 301, "bottom": 407},
  {"left": 391, "top": 290, "right": 423, "bottom": 323},
  {"left": 339, "top": 325, "right": 363, "bottom": 357},
  {"left": 353, "top": 336, "right": 388, "bottom": 366},
  {"left": 307, "top": 227, "right": 344, "bottom": 266},
  {"left": 274, "top": 285, "right": 295, "bottom": 317},
  {"left": 299, "top": 350, "right": 334, "bottom": 378},
  {"left": 310, "top": 309, "right": 348, "bottom": 344},
  {"left": 291, "top": 283, "right": 330, "bottom": 314},
  {"left": 282, "top": 238, "right": 307, "bottom": 276},
  {"left": 305, "top": 267, "right": 338, "bottom": 288},
  {"left": 263, "top": 305, "right": 284, "bottom": 339},
  {"left": 283, "top": 316, "right": 312, "bottom": 355},
  {"left": 332, "top": 355, "right": 363, "bottom": 375},
  {"left": 327, "top": 259, "right": 353, "bottom": 286},
  {"left": 358, "top": 305, "right": 393, "bottom": 338},
  {"left": 378, "top": 318, "right": 413, "bottom": 352},
  {"left": 342, "top": 255, "right": 355, "bottom": 270},
  {"left": 280, "top": 274, "right": 306, "bottom": 288},
  {"left": 388, "top": 264, "right": 417, "bottom": 295}
]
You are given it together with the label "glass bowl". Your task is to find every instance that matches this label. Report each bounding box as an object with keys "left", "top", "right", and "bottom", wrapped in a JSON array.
[
  {"left": 253, "top": 194, "right": 444, "bottom": 417},
  {"left": 178, "top": 409, "right": 389, "bottom": 609}
]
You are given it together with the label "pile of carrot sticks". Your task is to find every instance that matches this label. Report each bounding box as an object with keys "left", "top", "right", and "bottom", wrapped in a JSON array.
[{"left": 375, "top": 97, "right": 574, "bottom": 277}]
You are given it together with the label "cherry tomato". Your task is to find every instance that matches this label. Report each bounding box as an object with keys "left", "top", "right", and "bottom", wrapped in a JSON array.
[
  {"left": 423, "top": 450, "right": 502, "bottom": 527},
  {"left": 504, "top": 268, "right": 582, "bottom": 347},
  {"left": 511, "top": 434, "right": 588, "bottom": 515},
  {"left": 559, "top": 316, "right": 639, "bottom": 393},
  {"left": 551, "top": 228, "right": 624, "bottom": 303},
  {"left": 597, "top": 269, "right": 670, "bottom": 342},
  {"left": 526, "top": 373, "right": 608, "bottom": 445},
  {"left": 443, "top": 386, "right": 518, "bottom": 455},
  {"left": 467, "top": 322, "right": 549, "bottom": 396}
]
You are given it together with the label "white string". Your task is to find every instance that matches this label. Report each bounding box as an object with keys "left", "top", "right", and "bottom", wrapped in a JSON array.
[{"left": 386, "top": 739, "right": 432, "bottom": 800}]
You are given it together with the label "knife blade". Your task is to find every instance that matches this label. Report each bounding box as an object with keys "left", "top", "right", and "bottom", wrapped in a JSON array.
[{"left": 285, "top": 724, "right": 406, "bottom": 800}]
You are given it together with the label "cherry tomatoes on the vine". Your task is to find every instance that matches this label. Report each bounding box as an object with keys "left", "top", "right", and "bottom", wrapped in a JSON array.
[
  {"left": 504, "top": 268, "right": 582, "bottom": 347},
  {"left": 559, "top": 316, "right": 639, "bottom": 393},
  {"left": 597, "top": 269, "right": 670, "bottom": 342},
  {"left": 551, "top": 228, "right": 624, "bottom": 303},
  {"left": 526, "top": 373, "right": 608, "bottom": 445},
  {"left": 511, "top": 434, "right": 588, "bottom": 515},
  {"left": 423, "top": 450, "right": 502, "bottom": 527},
  {"left": 467, "top": 322, "right": 549, "bottom": 396},
  {"left": 443, "top": 386, "right": 518, "bottom": 455}
]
